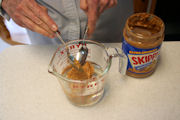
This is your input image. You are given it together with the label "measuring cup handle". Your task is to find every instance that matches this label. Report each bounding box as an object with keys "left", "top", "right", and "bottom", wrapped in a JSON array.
[
  {"left": 115, "top": 48, "right": 128, "bottom": 75},
  {"left": 106, "top": 47, "right": 128, "bottom": 75}
]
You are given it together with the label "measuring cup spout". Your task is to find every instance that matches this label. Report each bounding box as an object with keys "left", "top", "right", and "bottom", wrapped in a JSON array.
[
  {"left": 48, "top": 53, "right": 61, "bottom": 78},
  {"left": 48, "top": 64, "right": 58, "bottom": 77},
  {"left": 48, "top": 65, "right": 53, "bottom": 74}
]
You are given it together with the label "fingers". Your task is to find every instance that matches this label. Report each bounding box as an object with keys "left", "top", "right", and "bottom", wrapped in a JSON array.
[
  {"left": 27, "top": 1, "right": 58, "bottom": 32},
  {"left": 99, "top": 0, "right": 118, "bottom": 13},
  {"left": 20, "top": 14, "right": 54, "bottom": 38},
  {"left": 20, "top": 6, "right": 55, "bottom": 36},
  {"left": 80, "top": 0, "right": 88, "bottom": 13},
  {"left": 87, "top": 0, "right": 99, "bottom": 37},
  {"left": 114, "top": 0, "right": 118, "bottom": 6},
  {"left": 107, "top": 0, "right": 118, "bottom": 8},
  {"left": 81, "top": 0, "right": 118, "bottom": 37},
  {"left": 1, "top": 0, "right": 57, "bottom": 38},
  {"left": 13, "top": 12, "right": 54, "bottom": 38},
  {"left": 99, "top": 0, "right": 109, "bottom": 13}
]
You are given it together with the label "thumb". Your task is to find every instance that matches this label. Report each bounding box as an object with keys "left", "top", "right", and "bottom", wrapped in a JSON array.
[{"left": 80, "top": 0, "right": 88, "bottom": 13}]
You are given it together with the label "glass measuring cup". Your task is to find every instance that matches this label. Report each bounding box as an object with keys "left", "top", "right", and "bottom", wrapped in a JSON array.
[{"left": 48, "top": 40, "right": 127, "bottom": 106}]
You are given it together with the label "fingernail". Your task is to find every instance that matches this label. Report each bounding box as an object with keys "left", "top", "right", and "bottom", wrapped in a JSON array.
[
  {"left": 49, "top": 35, "right": 54, "bottom": 38},
  {"left": 52, "top": 24, "right": 57, "bottom": 31},
  {"left": 53, "top": 33, "right": 56, "bottom": 37}
]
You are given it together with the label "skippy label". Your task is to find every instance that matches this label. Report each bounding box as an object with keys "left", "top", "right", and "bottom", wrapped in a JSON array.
[{"left": 122, "top": 39, "right": 161, "bottom": 74}]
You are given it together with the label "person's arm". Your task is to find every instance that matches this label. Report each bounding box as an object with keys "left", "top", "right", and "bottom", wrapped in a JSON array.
[
  {"left": 80, "top": 0, "right": 118, "bottom": 37},
  {"left": 1, "top": 0, "right": 58, "bottom": 38}
]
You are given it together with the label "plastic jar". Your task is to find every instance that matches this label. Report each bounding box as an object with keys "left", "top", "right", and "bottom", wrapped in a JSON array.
[{"left": 122, "top": 13, "right": 165, "bottom": 78}]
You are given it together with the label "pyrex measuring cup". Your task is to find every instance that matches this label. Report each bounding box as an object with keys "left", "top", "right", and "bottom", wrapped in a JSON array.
[{"left": 48, "top": 40, "right": 127, "bottom": 106}]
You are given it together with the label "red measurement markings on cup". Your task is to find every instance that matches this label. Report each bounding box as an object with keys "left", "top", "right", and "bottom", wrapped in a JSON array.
[
  {"left": 59, "top": 43, "right": 87, "bottom": 55},
  {"left": 72, "top": 79, "right": 104, "bottom": 89}
]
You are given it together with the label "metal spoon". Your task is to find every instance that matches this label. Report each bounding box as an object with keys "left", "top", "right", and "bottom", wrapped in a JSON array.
[
  {"left": 56, "top": 31, "right": 76, "bottom": 66},
  {"left": 55, "top": 31, "right": 84, "bottom": 71},
  {"left": 76, "top": 25, "right": 89, "bottom": 65}
]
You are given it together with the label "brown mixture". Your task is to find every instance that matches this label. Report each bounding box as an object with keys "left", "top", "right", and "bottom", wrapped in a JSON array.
[
  {"left": 62, "top": 60, "right": 94, "bottom": 80},
  {"left": 61, "top": 61, "right": 95, "bottom": 106}
]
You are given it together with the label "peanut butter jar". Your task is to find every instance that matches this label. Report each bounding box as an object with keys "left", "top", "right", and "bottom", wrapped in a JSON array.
[{"left": 122, "top": 13, "right": 165, "bottom": 78}]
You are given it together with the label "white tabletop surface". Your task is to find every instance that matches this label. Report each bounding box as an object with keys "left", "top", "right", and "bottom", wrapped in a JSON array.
[{"left": 0, "top": 42, "right": 180, "bottom": 120}]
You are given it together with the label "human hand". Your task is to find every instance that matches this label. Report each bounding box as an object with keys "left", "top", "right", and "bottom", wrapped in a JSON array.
[
  {"left": 80, "top": 0, "right": 118, "bottom": 37},
  {"left": 2, "top": 0, "right": 58, "bottom": 38}
]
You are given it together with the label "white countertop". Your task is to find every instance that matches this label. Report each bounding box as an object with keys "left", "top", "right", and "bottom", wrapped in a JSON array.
[{"left": 0, "top": 42, "right": 180, "bottom": 120}]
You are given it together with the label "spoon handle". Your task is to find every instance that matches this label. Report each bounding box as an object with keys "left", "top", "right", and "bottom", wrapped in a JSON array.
[
  {"left": 56, "top": 30, "right": 66, "bottom": 45},
  {"left": 56, "top": 30, "right": 70, "bottom": 58},
  {"left": 83, "top": 24, "right": 88, "bottom": 40}
]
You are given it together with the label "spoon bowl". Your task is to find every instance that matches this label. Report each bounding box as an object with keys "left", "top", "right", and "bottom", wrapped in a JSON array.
[
  {"left": 56, "top": 30, "right": 88, "bottom": 69},
  {"left": 76, "top": 24, "right": 89, "bottom": 65}
]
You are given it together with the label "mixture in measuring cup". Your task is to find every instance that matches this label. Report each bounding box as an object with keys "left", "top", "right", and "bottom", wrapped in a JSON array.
[
  {"left": 61, "top": 60, "right": 104, "bottom": 106},
  {"left": 62, "top": 60, "right": 94, "bottom": 80}
]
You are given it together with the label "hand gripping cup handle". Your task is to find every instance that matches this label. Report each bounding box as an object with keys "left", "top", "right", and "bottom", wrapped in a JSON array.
[{"left": 106, "top": 47, "right": 128, "bottom": 75}]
